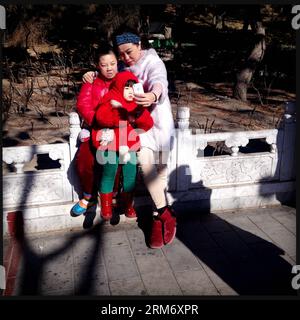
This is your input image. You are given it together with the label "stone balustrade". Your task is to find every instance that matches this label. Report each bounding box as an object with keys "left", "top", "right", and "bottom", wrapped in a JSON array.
[{"left": 2, "top": 101, "right": 296, "bottom": 235}]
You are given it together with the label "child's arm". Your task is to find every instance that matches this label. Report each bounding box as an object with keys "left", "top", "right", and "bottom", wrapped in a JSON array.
[
  {"left": 129, "top": 107, "right": 154, "bottom": 132},
  {"left": 76, "top": 83, "right": 95, "bottom": 126}
]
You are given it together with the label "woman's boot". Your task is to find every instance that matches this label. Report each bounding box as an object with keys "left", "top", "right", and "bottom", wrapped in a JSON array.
[
  {"left": 148, "top": 216, "right": 164, "bottom": 249},
  {"left": 159, "top": 206, "right": 177, "bottom": 245}
]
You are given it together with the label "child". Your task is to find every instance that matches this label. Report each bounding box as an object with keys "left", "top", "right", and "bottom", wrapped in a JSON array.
[
  {"left": 71, "top": 44, "right": 118, "bottom": 216},
  {"left": 92, "top": 71, "right": 154, "bottom": 220}
]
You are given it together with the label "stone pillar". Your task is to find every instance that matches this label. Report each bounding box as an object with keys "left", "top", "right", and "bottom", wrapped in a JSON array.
[
  {"left": 68, "top": 112, "right": 81, "bottom": 201},
  {"left": 176, "top": 106, "right": 190, "bottom": 130},
  {"left": 69, "top": 112, "right": 81, "bottom": 160},
  {"left": 176, "top": 107, "right": 191, "bottom": 191},
  {"left": 279, "top": 101, "right": 296, "bottom": 181}
]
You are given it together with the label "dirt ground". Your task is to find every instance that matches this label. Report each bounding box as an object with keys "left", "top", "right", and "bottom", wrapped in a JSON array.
[
  {"left": 2, "top": 73, "right": 294, "bottom": 149},
  {"left": 3, "top": 5, "right": 296, "bottom": 147},
  {"left": 170, "top": 80, "right": 293, "bottom": 132}
]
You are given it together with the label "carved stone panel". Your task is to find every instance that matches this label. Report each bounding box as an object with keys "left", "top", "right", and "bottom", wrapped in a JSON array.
[
  {"left": 188, "top": 154, "right": 278, "bottom": 187},
  {"left": 3, "top": 172, "right": 73, "bottom": 208}
]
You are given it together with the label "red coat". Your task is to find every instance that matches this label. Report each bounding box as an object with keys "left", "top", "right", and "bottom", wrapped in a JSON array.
[
  {"left": 92, "top": 71, "right": 154, "bottom": 151},
  {"left": 76, "top": 76, "right": 113, "bottom": 126}
]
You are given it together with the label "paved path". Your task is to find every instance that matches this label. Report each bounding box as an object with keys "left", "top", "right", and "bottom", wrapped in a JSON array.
[{"left": 4, "top": 205, "right": 297, "bottom": 296}]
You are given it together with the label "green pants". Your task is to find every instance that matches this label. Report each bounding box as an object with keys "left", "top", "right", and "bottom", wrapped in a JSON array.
[{"left": 99, "top": 151, "right": 137, "bottom": 194}]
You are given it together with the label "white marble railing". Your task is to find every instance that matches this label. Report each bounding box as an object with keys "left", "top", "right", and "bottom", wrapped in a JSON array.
[
  {"left": 173, "top": 102, "right": 293, "bottom": 186},
  {"left": 3, "top": 143, "right": 73, "bottom": 209},
  {"left": 2, "top": 101, "right": 296, "bottom": 233}
]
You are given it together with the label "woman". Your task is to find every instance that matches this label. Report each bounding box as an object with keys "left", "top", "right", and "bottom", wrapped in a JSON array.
[{"left": 84, "top": 26, "right": 176, "bottom": 249}]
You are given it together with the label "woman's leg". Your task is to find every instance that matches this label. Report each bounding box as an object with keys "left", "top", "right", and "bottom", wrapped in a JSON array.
[
  {"left": 137, "top": 147, "right": 168, "bottom": 210},
  {"left": 138, "top": 147, "right": 176, "bottom": 247}
]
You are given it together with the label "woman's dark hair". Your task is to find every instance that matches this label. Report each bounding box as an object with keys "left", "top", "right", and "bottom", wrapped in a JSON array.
[
  {"left": 111, "top": 24, "right": 151, "bottom": 51},
  {"left": 94, "top": 42, "right": 117, "bottom": 64},
  {"left": 124, "top": 79, "right": 137, "bottom": 87}
]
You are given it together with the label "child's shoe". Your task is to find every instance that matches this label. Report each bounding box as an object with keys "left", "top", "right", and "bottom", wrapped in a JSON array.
[
  {"left": 99, "top": 192, "right": 113, "bottom": 220},
  {"left": 71, "top": 199, "right": 96, "bottom": 216},
  {"left": 148, "top": 216, "right": 164, "bottom": 249},
  {"left": 120, "top": 192, "right": 137, "bottom": 218}
]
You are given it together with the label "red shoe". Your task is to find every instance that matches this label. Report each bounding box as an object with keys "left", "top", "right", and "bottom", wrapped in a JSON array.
[
  {"left": 149, "top": 217, "right": 164, "bottom": 249},
  {"left": 159, "top": 206, "right": 177, "bottom": 245},
  {"left": 120, "top": 192, "right": 137, "bottom": 218},
  {"left": 99, "top": 193, "right": 113, "bottom": 220}
]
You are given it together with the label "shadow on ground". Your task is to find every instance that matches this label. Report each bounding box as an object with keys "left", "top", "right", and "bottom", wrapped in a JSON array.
[{"left": 168, "top": 162, "right": 295, "bottom": 295}]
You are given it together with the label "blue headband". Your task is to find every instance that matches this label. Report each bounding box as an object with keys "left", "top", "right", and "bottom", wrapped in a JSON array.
[{"left": 115, "top": 33, "right": 141, "bottom": 46}]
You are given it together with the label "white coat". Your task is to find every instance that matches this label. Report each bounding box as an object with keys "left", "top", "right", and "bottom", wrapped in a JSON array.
[{"left": 125, "top": 48, "right": 175, "bottom": 152}]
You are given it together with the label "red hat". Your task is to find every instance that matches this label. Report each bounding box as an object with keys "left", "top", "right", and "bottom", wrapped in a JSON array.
[{"left": 102, "top": 71, "right": 139, "bottom": 112}]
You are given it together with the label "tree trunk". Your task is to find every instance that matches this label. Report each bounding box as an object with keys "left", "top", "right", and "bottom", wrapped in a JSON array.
[
  {"left": 233, "top": 21, "right": 266, "bottom": 102},
  {"left": 175, "top": 5, "right": 186, "bottom": 49},
  {"left": 102, "top": 5, "right": 141, "bottom": 41}
]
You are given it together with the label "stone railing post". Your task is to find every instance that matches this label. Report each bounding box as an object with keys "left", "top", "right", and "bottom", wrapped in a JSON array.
[
  {"left": 69, "top": 112, "right": 81, "bottom": 160},
  {"left": 176, "top": 106, "right": 190, "bottom": 130},
  {"left": 176, "top": 106, "right": 192, "bottom": 191},
  {"left": 279, "top": 101, "right": 296, "bottom": 181},
  {"left": 68, "top": 112, "right": 81, "bottom": 201}
]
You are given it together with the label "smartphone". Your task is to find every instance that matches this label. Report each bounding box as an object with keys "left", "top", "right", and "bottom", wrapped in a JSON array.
[{"left": 133, "top": 83, "right": 144, "bottom": 95}]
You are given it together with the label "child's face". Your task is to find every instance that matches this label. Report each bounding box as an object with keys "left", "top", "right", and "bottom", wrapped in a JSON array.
[
  {"left": 97, "top": 53, "right": 118, "bottom": 79},
  {"left": 123, "top": 86, "right": 134, "bottom": 101}
]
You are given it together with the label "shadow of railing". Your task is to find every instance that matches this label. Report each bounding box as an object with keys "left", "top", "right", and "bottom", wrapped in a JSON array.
[
  {"left": 6, "top": 145, "right": 105, "bottom": 295},
  {"left": 15, "top": 213, "right": 104, "bottom": 295},
  {"left": 169, "top": 165, "right": 295, "bottom": 295}
]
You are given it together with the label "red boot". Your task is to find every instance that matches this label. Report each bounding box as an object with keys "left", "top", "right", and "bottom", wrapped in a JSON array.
[
  {"left": 120, "top": 192, "right": 137, "bottom": 218},
  {"left": 159, "top": 207, "right": 177, "bottom": 245},
  {"left": 149, "top": 217, "right": 164, "bottom": 249},
  {"left": 99, "top": 193, "right": 113, "bottom": 220}
]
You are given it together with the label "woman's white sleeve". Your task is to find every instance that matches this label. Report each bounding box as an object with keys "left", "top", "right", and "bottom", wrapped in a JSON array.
[{"left": 146, "top": 59, "right": 169, "bottom": 103}]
